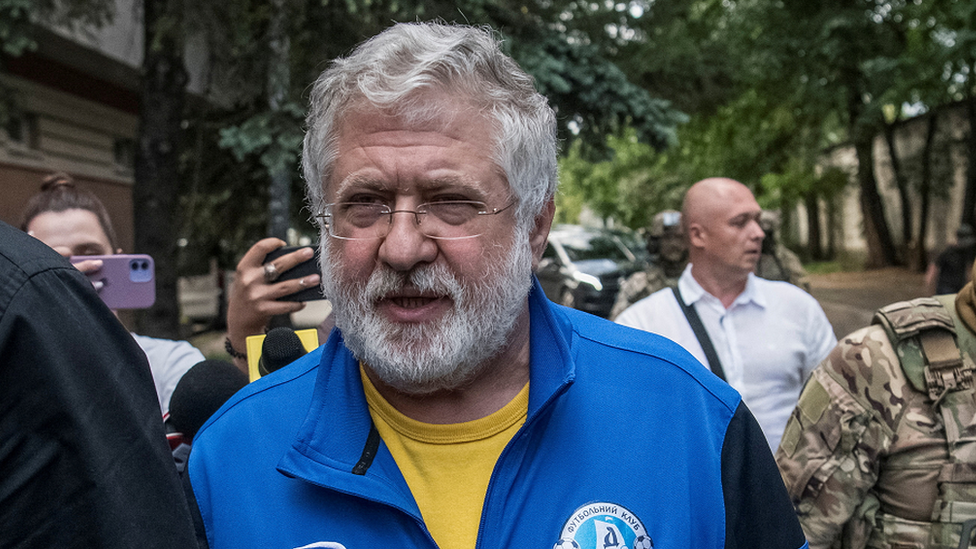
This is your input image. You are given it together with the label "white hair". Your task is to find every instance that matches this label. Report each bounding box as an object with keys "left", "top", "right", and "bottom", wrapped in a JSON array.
[{"left": 301, "top": 22, "right": 558, "bottom": 231}]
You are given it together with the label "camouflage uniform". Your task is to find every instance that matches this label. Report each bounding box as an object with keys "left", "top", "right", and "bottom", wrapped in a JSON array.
[
  {"left": 609, "top": 265, "right": 680, "bottom": 320},
  {"left": 756, "top": 210, "right": 810, "bottom": 291},
  {"left": 610, "top": 209, "right": 686, "bottom": 320},
  {"left": 756, "top": 244, "right": 810, "bottom": 291},
  {"left": 776, "top": 296, "right": 976, "bottom": 549}
]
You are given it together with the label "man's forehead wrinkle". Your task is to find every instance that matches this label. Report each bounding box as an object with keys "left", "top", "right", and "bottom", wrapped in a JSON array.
[
  {"left": 332, "top": 171, "right": 483, "bottom": 197},
  {"left": 340, "top": 124, "right": 473, "bottom": 148}
]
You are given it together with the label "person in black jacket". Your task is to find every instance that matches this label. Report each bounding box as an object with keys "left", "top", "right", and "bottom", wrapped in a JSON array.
[{"left": 0, "top": 220, "right": 197, "bottom": 549}]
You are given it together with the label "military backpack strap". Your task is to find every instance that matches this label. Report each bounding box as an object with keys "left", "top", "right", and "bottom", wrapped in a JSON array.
[
  {"left": 872, "top": 297, "right": 958, "bottom": 395},
  {"left": 873, "top": 296, "right": 976, "bottom": 543},
  {"left": 931, "top": 296, "right": 976, "bottom": 547}
]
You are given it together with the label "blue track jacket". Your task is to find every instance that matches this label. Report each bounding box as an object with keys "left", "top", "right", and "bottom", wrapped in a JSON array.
[{"left": 188, "top": 279, "right": 808, "bottom": 549}]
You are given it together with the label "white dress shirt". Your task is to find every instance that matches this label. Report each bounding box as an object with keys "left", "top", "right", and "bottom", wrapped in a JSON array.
[{"left": 615, "top": 264, "right": 836, "bottom": 451}]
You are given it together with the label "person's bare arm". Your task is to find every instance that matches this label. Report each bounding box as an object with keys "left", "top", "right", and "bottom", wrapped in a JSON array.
[{"left": 225, "top": 238, "right": 320, "bottom": 372}]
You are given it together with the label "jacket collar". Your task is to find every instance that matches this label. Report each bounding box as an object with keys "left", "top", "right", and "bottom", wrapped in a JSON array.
[{"left": 276, "top": 277, "right": 575, "bottom": 510}]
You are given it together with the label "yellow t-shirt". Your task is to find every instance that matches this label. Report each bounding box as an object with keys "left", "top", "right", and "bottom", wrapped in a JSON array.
[{"left": 361, "top": 368, "right": 528, "bottom": 549}]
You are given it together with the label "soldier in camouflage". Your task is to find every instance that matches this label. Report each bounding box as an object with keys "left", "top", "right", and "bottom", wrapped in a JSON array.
[
  {"left": 775, "top": 265, "right": 976, "bottom": 549},
  {"left": 609, "top": 210, "right": 687, "bottom": 320},
  {"left": 755, "top": 210, "right": 810, "bottom": 291}
]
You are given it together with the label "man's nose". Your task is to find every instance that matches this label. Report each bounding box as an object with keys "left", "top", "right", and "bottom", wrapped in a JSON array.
[
  {"left": 377, "top": 211, "right": 438, "bottom": 271},
  {"left": 751, "top": 220, "right": 765, "bottom": 241}
]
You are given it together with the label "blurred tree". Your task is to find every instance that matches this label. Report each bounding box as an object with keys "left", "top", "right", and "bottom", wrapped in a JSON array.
[
  {"left": 559, "top": 128, "right": 686, "bottom": 228},
  {"left": 0, "top": 0, "right": 114, "bottom": 127},
  {"left": 905, "top": 0, "right": 976, "bottom": 233},
  {"left": 134, "top": 0, "right": 188, "bottom": 338},
  {"left": 200, "top": 0, "right": 688, "bottom": 255},
  {"left": 0, "top": 0, "right": 113, "bottom": 56},
  {"left": 734, "top": 0, "right": 910, "bottom": 266},
  {"left": 619, "top": 0, "right": 741, "bottom": 117}
]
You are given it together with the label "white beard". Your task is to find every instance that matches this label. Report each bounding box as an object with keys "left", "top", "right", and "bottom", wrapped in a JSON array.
[{"left": 320, "top": 232, "right": 533, "bottom": 395}]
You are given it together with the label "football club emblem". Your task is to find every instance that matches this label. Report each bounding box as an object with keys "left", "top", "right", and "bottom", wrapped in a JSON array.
[{"left": 553, "top": 502, "right": 652, "bottom": 549}]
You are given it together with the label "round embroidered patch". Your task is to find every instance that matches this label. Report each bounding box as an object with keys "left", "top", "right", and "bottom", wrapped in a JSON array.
[{"left": 554, "top": 502, "right": 651, "bottom": 549}]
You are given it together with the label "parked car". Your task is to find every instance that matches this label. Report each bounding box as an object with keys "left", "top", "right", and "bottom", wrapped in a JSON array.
[
  {"left": 536, "top": 225, "right": 643, "bottom": 318},
  {"left": 605, "top": 227, "right": 651, "bottom": 269}
]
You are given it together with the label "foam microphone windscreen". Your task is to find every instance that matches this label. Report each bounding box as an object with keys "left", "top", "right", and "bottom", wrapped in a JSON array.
[
  {"left": 259, "top": 326, "right": 308, "bottom": 376},
  {"left": 168, "top": 359, "right": 248, "bottom": 441}
]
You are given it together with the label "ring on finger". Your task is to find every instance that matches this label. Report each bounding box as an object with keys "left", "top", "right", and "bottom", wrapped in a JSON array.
[
  {"left": 298, "top": 277, "right": 307, "bottom": 288},
  {"left": 263, "top": 262, "right": 280, "bottom": 283}
]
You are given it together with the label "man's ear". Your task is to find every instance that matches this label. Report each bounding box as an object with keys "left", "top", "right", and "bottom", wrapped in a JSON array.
[
  {"left": 530, "top": 198, "right": 555, "bottom": 271},
  {"left": 686, "top": 223, "right": 706, "bottom": 250}
]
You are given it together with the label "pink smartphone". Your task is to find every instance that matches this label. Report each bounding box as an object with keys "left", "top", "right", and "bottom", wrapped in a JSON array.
[{"left": 70, "top": 254, "right": 156, "bottom": 309}]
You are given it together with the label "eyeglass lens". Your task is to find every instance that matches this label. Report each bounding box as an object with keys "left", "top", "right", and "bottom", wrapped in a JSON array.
[{"left": 325, "top": 201, "right": 499, "bottom": 240}]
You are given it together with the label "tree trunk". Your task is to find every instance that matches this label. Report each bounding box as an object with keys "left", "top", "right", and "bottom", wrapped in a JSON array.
[
  {"left": 849, "top": 89, "right": 899, "bottom": 268},
  {"left": 963, "top": 94, "right": 976, "bottom": 229},
  {"left": 804, "top": 192, "right": 823, "bottom": 260},
  {"left": 266, "top": 0, "right": 291, "bottom": 241},
  {"left": 912, "top": 112, "right": 938, "bottom": 272},
  {"left": 133, "top": 0, "right": 187, "bottom": 339},
  {"left": 884, "top": 122, "right": 912, "bottom": 248}
]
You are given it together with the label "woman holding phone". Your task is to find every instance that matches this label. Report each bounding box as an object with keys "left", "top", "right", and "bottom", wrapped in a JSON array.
[{"left": 19, "top": 173, "right": 204, "bottom": 416}]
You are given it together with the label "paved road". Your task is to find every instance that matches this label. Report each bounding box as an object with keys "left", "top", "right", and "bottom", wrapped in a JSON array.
[{"left": 806, "top": 267, "right": 927, "bottom": 339}]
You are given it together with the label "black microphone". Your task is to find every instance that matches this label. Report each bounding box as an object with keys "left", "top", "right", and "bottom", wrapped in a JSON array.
[
  {"left": 259, "top": 326, "right": 308, "bottom": 376},
  {"left": 168, "top": 359, "right": 248, "bottom": 442}
]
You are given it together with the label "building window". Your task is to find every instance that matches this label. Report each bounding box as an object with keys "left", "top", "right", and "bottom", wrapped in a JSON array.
[
  {"left": 113, "top": 137, "right": 135, "bottom": 170},
  {"left": 5, "top": 111, "right": 38, "bottom": 149}
]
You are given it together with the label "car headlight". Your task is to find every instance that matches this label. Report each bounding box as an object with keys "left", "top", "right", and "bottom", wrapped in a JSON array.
[{"left": 572, "top": 271, "right": 603, "bottom": 292}]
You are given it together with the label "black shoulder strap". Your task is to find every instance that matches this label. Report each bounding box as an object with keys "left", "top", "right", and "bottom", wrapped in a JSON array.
[{"left": 671, "top": 286, "right": 727, "bottom": 381}]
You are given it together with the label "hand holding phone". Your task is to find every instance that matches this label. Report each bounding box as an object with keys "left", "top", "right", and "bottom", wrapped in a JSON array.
[
  {"left": 262, "top": 246, "right": 325, "bottom": 302},
  {"left": 70, "top": 254, "right": 156, "bottom": 309}
]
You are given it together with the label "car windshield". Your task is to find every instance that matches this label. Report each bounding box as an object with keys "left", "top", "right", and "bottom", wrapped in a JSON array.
[
  {"left": 557, "top": 232, "right": 634, "bottom": 262},
  {"left": 610, "top": 230, "right": 648, "bottom": 263}
]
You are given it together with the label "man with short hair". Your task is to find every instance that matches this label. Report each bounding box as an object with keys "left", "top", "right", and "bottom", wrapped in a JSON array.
[
  {"left": 616, "top": 178, "right": 836, "bottom": 451},
  {"left": 187, "top": 24, "right": 807, "bottom": 549}
]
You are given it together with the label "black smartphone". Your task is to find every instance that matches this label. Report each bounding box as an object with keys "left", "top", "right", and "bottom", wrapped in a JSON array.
[{"left": 263, "top": 246, "right": 325, "bottom": 302}]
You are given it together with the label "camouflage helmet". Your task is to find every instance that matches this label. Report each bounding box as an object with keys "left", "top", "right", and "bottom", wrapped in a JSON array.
[
  {"left": 650, "top": 210, "right": 682, "bottom": 237},
  {"left": 760, "top": 210, "right": 780, "bottom": 234}
]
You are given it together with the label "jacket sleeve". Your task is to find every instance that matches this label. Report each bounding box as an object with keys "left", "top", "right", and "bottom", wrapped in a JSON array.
[
  {"left": 775, "top": 327, "right": 894, "bottom": 549},
  {"left": 0, "top": 254, "right": 198, "bottom": 549},
  {"left": 722, "top": 401, "right": 809, "bottom": 549}
]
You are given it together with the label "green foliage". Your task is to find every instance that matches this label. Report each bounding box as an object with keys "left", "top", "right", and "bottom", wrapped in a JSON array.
[
  {"left": 620, "top": 0, "right": 743, "bottom": 116},
  {"left": 510, "top": 32, "right": 688, "bottom": 158},
  {"left": 217, "top": 101, "right": 304, "bottom": 175},
  {"left": 557, "top": 127, "right": 686, "bottom": 229},
  {"left": 176, "top": 106, "right": 316, "bottom": 274},
  {"left": 0, "top": 0, "right": 36, "bottom": 56},
  {"left": 0, "top": 0, "right": 114, "bottom": 56},
  {"left": 186, "top": 0, "right": 689, "bottom": 261},
  {"left": 1, "top": 0, "right": 115, "bottom": 130}
]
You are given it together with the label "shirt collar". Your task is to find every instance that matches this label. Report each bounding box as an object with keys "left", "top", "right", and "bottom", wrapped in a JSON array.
[
  {"left": 737, "top": 273, "right": 766, "bottom": 309},
  {"left": 677, "top": 264, "right": 706, "bottom": 305},
  {"left": 678, "top": 264, "right": 767, "bottom": 310}
]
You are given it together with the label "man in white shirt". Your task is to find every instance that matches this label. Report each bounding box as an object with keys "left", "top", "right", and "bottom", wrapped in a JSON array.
[{"left": 616, "top": 177, "right": 836, "bottom": 451}]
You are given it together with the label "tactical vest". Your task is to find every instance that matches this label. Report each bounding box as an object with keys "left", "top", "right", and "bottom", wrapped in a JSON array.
[{"left": 873, "top": 296, "right": 976, "bottom": 549}]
